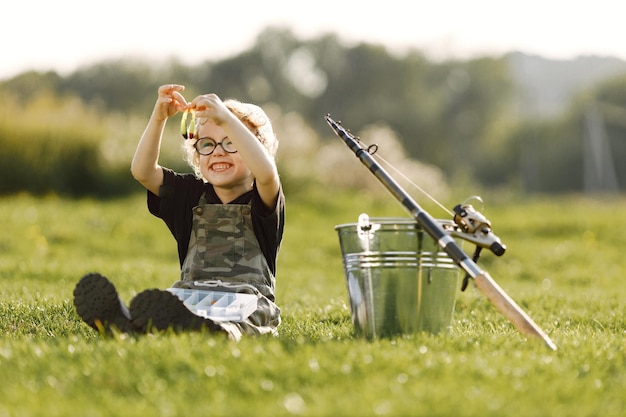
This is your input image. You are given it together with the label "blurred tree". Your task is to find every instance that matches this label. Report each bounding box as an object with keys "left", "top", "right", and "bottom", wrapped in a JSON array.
[
  {"left": 1, "top": 70, "right": 63, "bottom": 102},
  {"left": 59, "top": 58, "right": 162, "bottom": 113},
  {"left": 4, "top": 27, "right": 625, "bottom": 195}
]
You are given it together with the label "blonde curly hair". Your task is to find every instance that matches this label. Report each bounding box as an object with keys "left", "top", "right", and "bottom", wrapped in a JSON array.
[{"left": 183, "top": 99, "right": 278, "bottom": 179}]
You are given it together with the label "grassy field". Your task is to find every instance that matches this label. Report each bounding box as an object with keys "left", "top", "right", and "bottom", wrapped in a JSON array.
[{"left": 0, "top": 189, "right": 624, "bottom": 416}]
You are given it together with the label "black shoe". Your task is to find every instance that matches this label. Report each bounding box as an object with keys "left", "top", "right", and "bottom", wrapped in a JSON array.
[
  {"left": 73, "top": 273, "right": 135, "bottom": 335},
  {"left": 129, "top": 289, "right": 224, "bottom": 334}
]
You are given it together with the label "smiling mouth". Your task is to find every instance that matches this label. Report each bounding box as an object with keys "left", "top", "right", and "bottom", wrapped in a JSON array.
[{"left": 210, "top": 163, "right": 232, "bottom": 172}]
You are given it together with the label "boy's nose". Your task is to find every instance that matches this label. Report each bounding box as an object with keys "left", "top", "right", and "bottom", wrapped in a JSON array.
[{"left": 212, "top": 143, "right": 227, "bottom": 155}]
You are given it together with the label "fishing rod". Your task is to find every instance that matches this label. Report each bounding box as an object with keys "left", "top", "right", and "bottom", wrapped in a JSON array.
[{"left": 325, "top": 114, "right": 557, "bottom": 351}]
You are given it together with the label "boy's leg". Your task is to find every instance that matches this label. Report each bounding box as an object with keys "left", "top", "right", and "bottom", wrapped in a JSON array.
[
  {"left": 129, "top": 289, "right": 226, "bottom": 335},
  {"left": 73, "top": 273, "right": 136, "bottom": 334}
]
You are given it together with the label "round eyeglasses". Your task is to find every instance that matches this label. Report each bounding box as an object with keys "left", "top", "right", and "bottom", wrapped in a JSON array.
[{"left": 194, "top": 137, "right": 238, "bottom": 155}]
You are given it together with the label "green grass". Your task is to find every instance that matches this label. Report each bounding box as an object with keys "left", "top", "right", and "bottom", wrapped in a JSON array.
[{"left": 0, "top": 190, "right": 624, "bottom": 416}]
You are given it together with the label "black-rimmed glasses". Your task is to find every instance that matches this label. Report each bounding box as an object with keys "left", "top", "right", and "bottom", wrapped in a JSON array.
[{"left": 194, "top": 137, "right": 238, "bottom": 155}]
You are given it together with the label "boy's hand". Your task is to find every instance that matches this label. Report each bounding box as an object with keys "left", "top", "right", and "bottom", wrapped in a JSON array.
[
  {"left": 190, "top": 93, "right": 231, "bottom": 126},
  {"left": 153, "top": 84, "right": 188, "bottom": 122}
]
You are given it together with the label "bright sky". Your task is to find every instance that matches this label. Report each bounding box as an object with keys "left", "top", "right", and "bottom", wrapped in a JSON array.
[{"left": 2, "top": 0, "right": 625, "bottom": 80}]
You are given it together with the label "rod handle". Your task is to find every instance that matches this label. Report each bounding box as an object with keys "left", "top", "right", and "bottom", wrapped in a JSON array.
[{"left": 473, "top": 272, "right": 557, "bottom": 351}]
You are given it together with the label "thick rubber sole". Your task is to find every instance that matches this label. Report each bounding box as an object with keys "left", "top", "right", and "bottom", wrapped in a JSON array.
[
  {"left": 73, "top": 273, "right": 135, "bottom": 334},
  {"left": 129, "top": 289, "right": 224, "bottom": 334}
]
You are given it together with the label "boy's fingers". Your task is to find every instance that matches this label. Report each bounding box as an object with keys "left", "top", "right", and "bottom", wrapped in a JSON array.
[
  {"left": 159, "top": 84, "right": 183, "bottom": 94},
  {"left": 190, "top": 94, "right": 217, "bottom": 110},
  {"left": 172, "top": 91, "right": 188, "bottom": 107},
  {"left": 167, "top": 84, "right": 185, "bottom": 91}
]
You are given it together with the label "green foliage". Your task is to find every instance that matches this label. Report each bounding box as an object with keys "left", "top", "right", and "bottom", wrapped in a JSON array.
[
  {"left": 0, "top": 91, "right": 192, "bottom": 197},
  {"left": 0, "top": 192, "right": 624, "bottom": 416},
  {"left": 0, "top": 27, "right": 517, "bottom": 196},
  {"left": 2, "top": 27, "right": 626, "bottom": 195},
  {"left": 593, "top": 73, "right": 626, "bottom": 105},
  {"left": 0, "top": 93, "right": 132, "bottom": 196},
  {"left": 60, "top": 58, "right": 170, "bottom": 113},
  {"left": 0, "top": 70, "right": 64, "bottom": 102},
  {"left": 478, "top": 115, "right": 584, "bottom": 192}
]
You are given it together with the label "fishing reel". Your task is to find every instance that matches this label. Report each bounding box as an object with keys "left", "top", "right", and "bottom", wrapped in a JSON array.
[{"left": 449, "top": 197, "right": 506, "bottom": 291}]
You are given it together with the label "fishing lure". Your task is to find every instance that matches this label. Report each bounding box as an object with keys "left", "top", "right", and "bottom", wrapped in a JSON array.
[{"left": 180, "top": 109, "right": 197, "bottom": 140}]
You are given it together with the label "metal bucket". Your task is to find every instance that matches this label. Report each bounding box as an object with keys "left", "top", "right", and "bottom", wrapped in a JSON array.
[{"left": 335, "top": 214, "right": 459, "bottom": 339}]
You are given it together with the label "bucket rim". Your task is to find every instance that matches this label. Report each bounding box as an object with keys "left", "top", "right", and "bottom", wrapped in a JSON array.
[{"left": 334, "top": 217, "right": 456, "bottom": 230}]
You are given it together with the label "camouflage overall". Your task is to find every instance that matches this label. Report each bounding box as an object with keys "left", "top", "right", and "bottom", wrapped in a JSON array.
[{"left": 169, "top": 193, "right": 281, "bottom": 340}]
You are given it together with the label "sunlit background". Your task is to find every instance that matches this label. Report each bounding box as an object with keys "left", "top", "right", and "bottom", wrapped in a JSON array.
[
  {"left": 2, "top": 0, "right": 625, "bottom": 79},
  {"left": 3, "top": 0, "right": 626, "bottom": 196}
]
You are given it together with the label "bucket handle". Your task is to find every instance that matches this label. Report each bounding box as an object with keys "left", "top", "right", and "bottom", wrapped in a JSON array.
[{"left": 357, "top": 213, "right": 380, "bottom": 252}]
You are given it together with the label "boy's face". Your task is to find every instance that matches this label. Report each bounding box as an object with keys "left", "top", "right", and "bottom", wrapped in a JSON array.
[{"left": 196, "top": 121, "right": 253, "bottom": 193}]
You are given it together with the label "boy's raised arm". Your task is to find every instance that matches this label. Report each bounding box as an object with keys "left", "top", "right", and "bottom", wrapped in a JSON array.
[
  {"left": 191, "top": 94, "right": 280, "bottom": 208},
  {"left": 131, "top": 85, "right": 187, "bottom": 195}
]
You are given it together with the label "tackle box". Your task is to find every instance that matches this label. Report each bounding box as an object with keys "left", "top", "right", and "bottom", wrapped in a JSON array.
[{"left": 167, "top": 288, "right": 258, "bottom": 322}]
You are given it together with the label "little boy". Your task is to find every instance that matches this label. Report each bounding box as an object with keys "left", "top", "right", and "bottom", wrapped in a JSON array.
[{"left": 73, "top": 85, "right": 284, "bottom": 341}]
